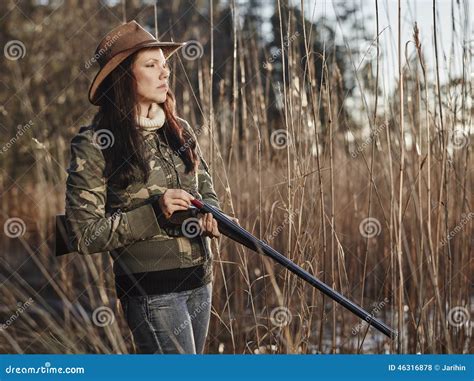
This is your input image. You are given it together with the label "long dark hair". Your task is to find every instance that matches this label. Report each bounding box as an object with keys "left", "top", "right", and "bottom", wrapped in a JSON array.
[{"left": 91, "top": 51, "right": 199, "bottom": 189}]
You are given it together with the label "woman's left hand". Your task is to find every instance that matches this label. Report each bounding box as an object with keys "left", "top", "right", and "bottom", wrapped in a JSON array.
[
  {"left": 198, "top": 213, "right": 240, "bottom": 238},
  {"left": 199, "top": 213, "right": 220, "bottom": 238}
]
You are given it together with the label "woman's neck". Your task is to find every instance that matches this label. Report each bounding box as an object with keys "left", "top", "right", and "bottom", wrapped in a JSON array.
[{"left": 137, "top": 101, "right": 153, "bottom": 118}]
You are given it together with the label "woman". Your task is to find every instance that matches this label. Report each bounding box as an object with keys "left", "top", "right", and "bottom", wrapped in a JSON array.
[{"left": 65, "top": 20, "right": 237, "bottom": 354}]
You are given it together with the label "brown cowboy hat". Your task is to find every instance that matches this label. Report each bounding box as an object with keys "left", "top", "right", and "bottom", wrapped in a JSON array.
[{"left": 88, "top": 20, "right": 186, "bottom": 105}]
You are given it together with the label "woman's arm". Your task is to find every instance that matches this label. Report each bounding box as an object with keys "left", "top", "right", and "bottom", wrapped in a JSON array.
[{"left": 65, "top": 127, "right": 166, "bottom": 255}]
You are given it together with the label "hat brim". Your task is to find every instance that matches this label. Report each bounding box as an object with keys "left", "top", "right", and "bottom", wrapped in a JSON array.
[{"left": 88, "top": 41, "right": 186, "bottom": 106}]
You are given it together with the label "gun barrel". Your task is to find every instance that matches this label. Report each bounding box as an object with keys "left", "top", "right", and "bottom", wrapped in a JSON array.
[{"left": 191, "top": 198, "right": 397, "bottom": 339}]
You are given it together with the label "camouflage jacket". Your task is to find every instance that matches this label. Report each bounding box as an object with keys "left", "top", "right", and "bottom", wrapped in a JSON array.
[{"left": 64, "top": 117, "right": 221, "bottom": 276}]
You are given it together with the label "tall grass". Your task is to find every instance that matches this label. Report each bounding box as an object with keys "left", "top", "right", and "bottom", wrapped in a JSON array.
[{"left": 0, "top": 0, "right": 471, "bottom": 354}]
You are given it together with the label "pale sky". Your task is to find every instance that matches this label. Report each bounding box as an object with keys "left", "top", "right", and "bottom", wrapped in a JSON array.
[{"left": 290, "top": 0, "right": 472, "bottom": 93}]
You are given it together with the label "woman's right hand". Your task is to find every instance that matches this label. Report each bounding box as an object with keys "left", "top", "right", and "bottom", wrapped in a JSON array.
[{"left": 157, "top": 189, "right": 195, "bottom": 219}]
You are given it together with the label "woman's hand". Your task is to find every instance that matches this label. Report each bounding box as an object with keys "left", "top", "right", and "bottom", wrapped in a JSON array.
[
  {"left": 157, "top": 189, "right": 195, "bottom": 219},
  {"left": 226, "top": 215, "right": 240, "bottom": 226},
  {"left": 157, "top": 190, "right": 241, "bottom": 239},
  {"left": 198, "top": 212, "right": 240, "bottom": 238},
  {"left": 198, "top": 213, "right": 220, "bottom": 238}
]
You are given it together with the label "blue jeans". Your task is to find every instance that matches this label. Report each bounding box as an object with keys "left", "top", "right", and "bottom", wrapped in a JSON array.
[{"left": 120, "top": 282, "right": 212, "bottom": 354}]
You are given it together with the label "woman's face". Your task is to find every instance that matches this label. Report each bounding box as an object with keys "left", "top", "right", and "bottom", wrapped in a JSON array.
[{"left": 132, "top": 48, "right": 170, "bottom": 105}]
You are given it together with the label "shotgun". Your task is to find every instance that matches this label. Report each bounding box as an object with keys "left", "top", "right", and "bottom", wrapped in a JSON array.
[
  {"left": 55, "top": 200, "right": 396, "bottom": 338},
  {"left": 191, "top": 198, "right": 397, "bottom": 339}
]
